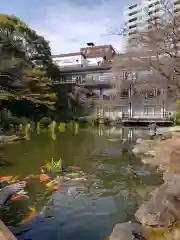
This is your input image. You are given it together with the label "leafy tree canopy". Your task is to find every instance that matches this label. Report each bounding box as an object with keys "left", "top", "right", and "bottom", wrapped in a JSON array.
[{"left": 0, "top": 14, "right": 60, "bottom": 108}]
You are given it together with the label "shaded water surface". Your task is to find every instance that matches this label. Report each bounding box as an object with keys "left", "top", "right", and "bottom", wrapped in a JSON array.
[{"left": 0, "top": 127, "right": 162, "bottom": 240}]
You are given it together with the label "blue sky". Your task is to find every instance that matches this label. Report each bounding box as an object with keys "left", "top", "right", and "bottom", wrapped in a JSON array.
[{"left": 1, "top": 0, "right": 134, "bottom": 54}]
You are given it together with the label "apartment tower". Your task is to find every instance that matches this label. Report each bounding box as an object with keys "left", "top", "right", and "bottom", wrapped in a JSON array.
[{"left": 123, "top": 0, "right": 180, "bottom": 51}]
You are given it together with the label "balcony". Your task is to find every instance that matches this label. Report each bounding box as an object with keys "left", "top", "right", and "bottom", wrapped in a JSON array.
[{"left": 77, "top": 78, "right": 113, "bottom": 88}]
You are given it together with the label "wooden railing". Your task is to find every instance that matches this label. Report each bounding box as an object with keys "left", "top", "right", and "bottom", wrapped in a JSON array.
[{"left": 122, "top": 112, "right": 171, "bottom": 120}]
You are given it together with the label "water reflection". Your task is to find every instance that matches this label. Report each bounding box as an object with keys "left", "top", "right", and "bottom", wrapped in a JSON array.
[
  {"left": 96, "top": 127, "right": 149, "bottom": 141},
  {"left": 0, "top": 127, "right": 162, "bottom": 240}
]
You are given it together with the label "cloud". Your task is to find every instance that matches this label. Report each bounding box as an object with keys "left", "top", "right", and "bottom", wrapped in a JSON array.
[{"left": 32, "top": 0, "right": 125, "bottom": 54}]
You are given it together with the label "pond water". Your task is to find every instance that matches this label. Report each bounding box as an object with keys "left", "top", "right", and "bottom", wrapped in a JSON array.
[{"left": 0, "top": 127, "right": 162, "bottom": 240}]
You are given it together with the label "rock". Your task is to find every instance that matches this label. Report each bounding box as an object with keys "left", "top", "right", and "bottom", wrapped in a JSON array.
[
  {"left": 160, "top": 132, "right": 172, "bottom": 141},
  {"left": 136, "top": 183, "right": 180, "bottom": 227},
  {"left": 169, "top": 147, "right": 180, "bottom": 166},
  {"left": 0, "top": 135, "right": 22, "bottom": 145},
  {"left": 109, "top": 222, "right": 147, "bottom": 240},
  {"left": 171, "top": 224, "right": 180, "bottom": 240},
  {"left": 169, "top": 126, "right": 180, "bottom": 132},
  {"left": 136, "top": 138, "right": 143, "bottom": 144},
  {"left": 143, "top": 150, "right": 157, "bottom": 158},
  {"left": 163, "top": 172, "right": 180, "bottom": 196},
  {"left": 132, "top": 140, "right": 154, "bottom": 155}
]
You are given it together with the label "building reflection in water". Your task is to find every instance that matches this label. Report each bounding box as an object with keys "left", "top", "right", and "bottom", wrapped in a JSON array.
[{"left": 96, "top": 127, "right": 149, "bottom": 141}]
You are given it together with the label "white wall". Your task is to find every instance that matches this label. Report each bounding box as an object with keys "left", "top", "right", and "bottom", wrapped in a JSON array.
[
  {"left": 86, "top": 57, "right": 103, "bottom": 66},
  {"left": 53, "top": 55, "right": 84, "bottom": 67}
]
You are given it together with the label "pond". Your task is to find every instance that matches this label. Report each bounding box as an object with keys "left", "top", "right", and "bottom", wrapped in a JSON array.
[{"left": 0, "top": 127, "right": 162, "bottom": 240}]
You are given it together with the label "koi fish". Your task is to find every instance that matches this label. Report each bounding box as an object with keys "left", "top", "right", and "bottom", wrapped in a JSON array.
[
  {"left": 46, "top": 185, "right": 58, "bottom": 191},
  {"left": 71, "top": 166, "right": 81, "bottom": 170},
  {"left": 40, "top": 174, "right": 51, "bottom": 183},
  {"left": 0, "top": 176, "right": 13, "bottom": 183},
  {"left": 19, "top": 207, "right": 36, "bottom": 225},
  {"left": 11, "top": 195, "right": 27, "bottom": 201},
  {"left": 40, "top": 165, "right": 46, "bottom": 169}
]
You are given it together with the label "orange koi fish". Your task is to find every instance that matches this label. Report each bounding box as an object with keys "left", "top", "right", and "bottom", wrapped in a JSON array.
[
  {"left": 71, "top": 166, "right": 81, "bottom": 170},
  {"left": 19, "top": 207, "right": 36, "bottom": 225},
  {"left": 0, "top": 176, "right": 13, "bottom": 183},
  {"left": 11, "top": 195, "right": 26, "bottom": 201},
  {"left": 40, "top": 174, "right": 51, "bottom": 183},
  {"left": 46, "top": 185, "right": 58, "bottom": 191}
]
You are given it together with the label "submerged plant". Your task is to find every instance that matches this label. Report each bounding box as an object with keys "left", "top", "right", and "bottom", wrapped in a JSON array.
[
  {"left": 37, "top": 121, "right": 40, "bottom": 134},
  {"left": 25, "top": 123, "right": 31, "bottom": 140},
  {"left": 74, "top": 122, "right": 79, "bottom": 135},
  {"left": 49, "top": 121, "right": 56, "bottom": 140},
  {"left": 59, "top": 122, "right": 66, "bottom": 132},
  {"left": 45, "top": 158, "right": 62, "bottom": 172}
]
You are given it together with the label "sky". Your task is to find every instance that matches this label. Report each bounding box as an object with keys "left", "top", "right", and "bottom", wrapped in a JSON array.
[{"left": 0, "top": 0, "right": 134, "bottom": 54}]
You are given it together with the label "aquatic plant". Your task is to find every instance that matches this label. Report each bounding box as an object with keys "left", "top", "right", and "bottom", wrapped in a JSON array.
[
  {"left": 45, "top": 158, "right": 62, "bottom": 172},
  {"left": 49, "top": 121, "right": 56, "bottom": 140},
  {"left": 25, "top": 123, "right": 31, "bottom": 140},
  {"left": 74, "top": 122, "right": 79, "bottom": 135},
  {"left": 37, "top": 121, "right": 40, "bottom": 134},
  {"left": 59, "top": 122, "right": 66, "bottom": 132}
]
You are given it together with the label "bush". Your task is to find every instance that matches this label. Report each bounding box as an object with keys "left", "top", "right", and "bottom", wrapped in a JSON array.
[
  {"left": 175, "top": 112, "right": 180, "bottom": 125},
  {"left": 39, "top": 116, "right": 51, "bottom": 127},
  {"left": 78, "top": 116, "right": 98, "bottom": 126},
  {"left": 104, "top": 118, "right": 111, "bottom": 125}
]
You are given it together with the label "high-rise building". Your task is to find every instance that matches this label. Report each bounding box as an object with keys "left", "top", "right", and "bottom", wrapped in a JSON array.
[{"left": 123, "top": 0, "right": 180, "bottom": 50}]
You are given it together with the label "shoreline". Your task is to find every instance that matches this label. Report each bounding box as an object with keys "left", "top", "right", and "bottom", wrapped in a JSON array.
[{"left": 110, "top": 126, "right": 180, "bottom": 240}]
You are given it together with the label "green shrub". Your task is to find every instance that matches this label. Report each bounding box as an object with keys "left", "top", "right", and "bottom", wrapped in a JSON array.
[{"left": 39, "top": 116, "right": 51, "bottom": 127}]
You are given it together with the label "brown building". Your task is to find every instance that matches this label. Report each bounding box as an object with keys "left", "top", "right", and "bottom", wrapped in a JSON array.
[{"left": 53, "top": 45, "right": 175, "bottom": 120}]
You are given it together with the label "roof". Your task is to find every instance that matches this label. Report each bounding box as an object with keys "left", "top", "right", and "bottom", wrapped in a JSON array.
[
  {"left": 80, "top": 45, "right": 116, "bottom": 58},
  {"left": 80, "top": 44, "right": 114, "bottom": 51},
  {"left": 52, "top": 52, "right": 82, "bottom": 58},
  {"left": 59, "top": 64, "right": 112, "bottom": 74},
  {"left": 52, "top": 44, "right": 115, "bottom": 58}
]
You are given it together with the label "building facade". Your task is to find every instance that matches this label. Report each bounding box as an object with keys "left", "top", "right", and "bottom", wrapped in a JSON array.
[
  {"left": 123, "top": 0, "right": 180, "bottom": 50},
  {"left": 53, "top": 44, "right": 175, "bottom": 120}
]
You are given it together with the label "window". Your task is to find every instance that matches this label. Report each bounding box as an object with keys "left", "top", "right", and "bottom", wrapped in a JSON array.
[
  {"left": 120, "top": 89, "right": 129, "bottom": 98},
  {"left": 144, "top": 107, "right": 148, "bottom": 115},
  {"left": 129, "top": 4, "right": 138, "bottom": 10},
  {"left": 129, "top": 10, "right": 138, "bottom": 16},
  {"left": 129, "top": 24, "right": 137, "bottom": 29}
]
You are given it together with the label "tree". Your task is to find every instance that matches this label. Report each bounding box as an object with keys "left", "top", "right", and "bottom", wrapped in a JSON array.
[{"left": 0, "top": 14, "right": 60, "bottom": 110}]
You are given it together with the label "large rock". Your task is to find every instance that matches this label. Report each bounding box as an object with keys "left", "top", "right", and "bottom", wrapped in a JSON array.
[
  {"left": 136, "top": 183, "right": 180, "bottom": 227},
  {"left": 169, "top": 126, "right": 180, "bottom": 132},
  {"left": 109, "top": 222, "right": 147, "bottom": 240},
  {"left": 163, "top": 172, "right": 180, "bottom": 196},
  {"left": 134, "top": 136, "right": 180, "bottom": 168},
  {"left": 160, "top": 132, "right": 172, "bottom": 141},
  {"left": 132, "top": 140, "right": 154, "bottom": 155},
  {"left": 0, "top": 135, "right": 22, "bottom": 144}
]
